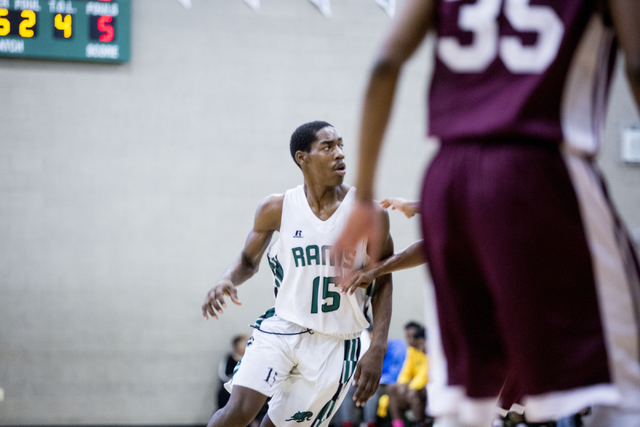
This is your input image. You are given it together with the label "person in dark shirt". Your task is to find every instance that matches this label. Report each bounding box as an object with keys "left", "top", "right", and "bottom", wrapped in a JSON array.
[{"left": 217, "top": 334, "right": 248, "bottom": 410}]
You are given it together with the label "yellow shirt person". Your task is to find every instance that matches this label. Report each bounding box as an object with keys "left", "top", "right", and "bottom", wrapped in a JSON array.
[{"left": 396, "top": 345, "right": 428, "bottom": 390}]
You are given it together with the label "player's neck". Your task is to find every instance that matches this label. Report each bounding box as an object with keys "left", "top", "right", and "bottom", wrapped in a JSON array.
[{"left": 302, "top": 182, "right": 348, "bottom": 220}]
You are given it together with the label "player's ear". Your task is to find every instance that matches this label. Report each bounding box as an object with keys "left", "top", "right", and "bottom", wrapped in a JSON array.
[{"left": 295, "top": 150, "right": 308, "bottom": 167}]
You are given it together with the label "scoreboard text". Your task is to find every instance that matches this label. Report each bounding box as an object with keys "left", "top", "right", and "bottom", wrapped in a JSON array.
[{"left": 0, "top": 0, "right": 130, "bottom": 63}]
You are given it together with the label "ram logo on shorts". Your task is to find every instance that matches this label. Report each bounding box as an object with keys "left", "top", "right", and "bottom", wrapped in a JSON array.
[{"left": 286, "top": 411, "right": 313, "bottom": 423}]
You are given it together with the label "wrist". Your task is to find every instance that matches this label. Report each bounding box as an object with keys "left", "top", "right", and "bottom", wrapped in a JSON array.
[
  {"left": 367, "top": 340, "right": 388, "bottom": 356},
  {"left": 355, "top": 188, "right": 374, "bottom": 203}
]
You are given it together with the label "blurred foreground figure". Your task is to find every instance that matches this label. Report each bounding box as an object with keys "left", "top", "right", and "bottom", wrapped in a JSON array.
[{"left": 335, "top": 0, "right": 640, "bottom": 426}]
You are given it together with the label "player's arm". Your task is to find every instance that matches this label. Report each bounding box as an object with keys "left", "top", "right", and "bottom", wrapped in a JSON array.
[
  {"left": 341, "top": 240, "right": 424, "bottom": 295},
  {"left": 334, "top": 0, "right": 435, "bottom": 262},
  {"left": 201, "top": 194, "right": 283, "bottom": 320},
  {"left": 352, "top": 209, "right": 394, "bottom": 407},
  {"left": 609, "top": 0, "right": 640, "bottom": 109}
]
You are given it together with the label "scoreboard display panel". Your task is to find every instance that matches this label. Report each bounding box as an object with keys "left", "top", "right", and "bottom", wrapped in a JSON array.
[{"left": 0, "top": 0, "right": 130, "bottom": 63}]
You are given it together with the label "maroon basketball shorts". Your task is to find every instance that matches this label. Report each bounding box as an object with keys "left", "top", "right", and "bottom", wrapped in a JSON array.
[{"left": 419, "top": 140, "right": 640, "bottom": 424}]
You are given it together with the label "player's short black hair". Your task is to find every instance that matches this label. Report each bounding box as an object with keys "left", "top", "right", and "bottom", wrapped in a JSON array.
[{"left": 290, "top": 120, "right": 333, "bottom": 168}]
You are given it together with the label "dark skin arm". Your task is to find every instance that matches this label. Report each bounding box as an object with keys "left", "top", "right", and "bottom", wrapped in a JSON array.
[
  {"left": 352, "top": 208, "right": 394, "bottom": 407},
  {"left": 202, "top": 194, "right": 283, "bottom": 320},
  {"left": 341, "top": 198, "right": 423, "bottom": 294},
  {"left": 340, "top": 240, "right": 424, "bottom": 295},
  {"left": 334, "top": 0, "right": 435, "bottom": 262},
  {"left": 609, "top": 0, "right": 640, "bottom": 110}
]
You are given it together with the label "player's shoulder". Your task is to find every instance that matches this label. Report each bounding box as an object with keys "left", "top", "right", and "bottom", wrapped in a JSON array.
[
  {"left": 260, "top": 193, "right": 285, "bottom": 209},
  {"left": 372, "top": 198, "right": 390, "bottom": 224},
  {"left": 254, "top": 193, "right": 285, "bottom": 232}
]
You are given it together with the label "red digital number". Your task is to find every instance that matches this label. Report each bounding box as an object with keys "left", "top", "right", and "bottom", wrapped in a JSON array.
[{"left": 97, "top": 15, "right": 113, "bottom": 42}]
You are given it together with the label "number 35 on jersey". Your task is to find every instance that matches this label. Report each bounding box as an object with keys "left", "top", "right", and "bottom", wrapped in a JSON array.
[{"left": 437, "top": 0, "right": 565, "bottom": 74}]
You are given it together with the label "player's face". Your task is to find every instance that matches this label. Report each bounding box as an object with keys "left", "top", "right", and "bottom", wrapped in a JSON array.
[{"left": 307, "top": 127, "right": 346, "bottom": 185}]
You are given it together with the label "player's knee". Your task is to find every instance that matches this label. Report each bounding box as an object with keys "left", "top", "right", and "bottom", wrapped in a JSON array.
[
  {"left": 210, "top": 391, "right": 266, "bottom": 427},
  {"left": 211, "top": 405, "right": 258, "bottom": 427}
]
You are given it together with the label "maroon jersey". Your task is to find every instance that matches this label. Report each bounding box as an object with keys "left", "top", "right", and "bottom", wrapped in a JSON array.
[{"left": 428, "top": 0, "right": 616, "bottom": 155}]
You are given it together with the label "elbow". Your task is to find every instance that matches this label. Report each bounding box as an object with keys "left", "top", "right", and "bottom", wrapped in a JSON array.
[
  {"left": 370, "top": 53, "right": 402, "bottom": 81},
  {"left": 240, "top": 251, "right": 259, "bottom": 275}
]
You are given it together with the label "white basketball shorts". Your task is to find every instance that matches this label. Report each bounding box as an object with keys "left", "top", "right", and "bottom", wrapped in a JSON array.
[{"left": 228, "top": 309, "right": 362, "bottom": 427}]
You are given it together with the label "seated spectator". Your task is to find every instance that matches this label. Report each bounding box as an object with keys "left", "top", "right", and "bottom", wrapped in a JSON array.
[
  {"left": 380, "top": 338, "right": 408, "bottom": 386},
  {"left": 387, "top": 322, "right": 428, "bottom": 427},
  {"left": 217, "top": 334, "right": 248, "bottom": 410},
  {"left": 377, "top": 338, "right": 408, "bottom": 421}
]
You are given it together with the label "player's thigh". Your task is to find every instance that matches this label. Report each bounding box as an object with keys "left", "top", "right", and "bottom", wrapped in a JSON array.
[
  {"left": 267, "top": 334, "right": 358, "bottom": 427},
  {"left": 466, "top": 143, "right": 609, "bottom": 395},
  {"left": 420, "top": 144, "right": 508, "bottom": 397},
  {"left": 231, "top": 318, "right": 297, "bottom": 397}
]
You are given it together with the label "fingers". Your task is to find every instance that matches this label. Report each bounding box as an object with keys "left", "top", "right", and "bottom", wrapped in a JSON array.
[
  {"left": 352, "top": 363, "right": 361, "bottom": 387},
  {"left": 339, "top": 271, "right": 367, "bottom": 295},
  {"left": 202, "top": 294, "right": 222, "bottom": 320},
  {"left": 352, "top": 367, "right": 379, "bottom": 407},
  {"left": 348, "top": 278, "right": 362, "bottom": 295},
  {"left": 380, "top": 198, "right": 402, "bottom": 211},
  {"left": 226, "top": 286, "right": 242, "bottom": 306},
  {"left": 338, "top": 273, "right": 358, "bottom": 294},
  {"left": 202, "top": 287, "right": 232, "bottom": 320},
  {"left": 380, "top": 198, "right": 417, "bottom": 218},
  {"left": 202, "top": 301, "right": 219, "bottom": 320},
  {"left": 349, "top": 273, "right": 373, "bottom": 295}
]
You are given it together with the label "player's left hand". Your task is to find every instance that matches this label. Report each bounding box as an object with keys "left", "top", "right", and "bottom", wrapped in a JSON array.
[
  {"left": 339, "top": 268, "right": 376, "bottom": 295},
  {"left": 352, "top": 345, "right": 385, "bottom": 407}
]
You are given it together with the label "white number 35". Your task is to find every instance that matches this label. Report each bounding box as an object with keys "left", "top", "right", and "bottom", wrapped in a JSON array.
[{"left": 437, "top": 0, "right": 565, "bottom": 74}]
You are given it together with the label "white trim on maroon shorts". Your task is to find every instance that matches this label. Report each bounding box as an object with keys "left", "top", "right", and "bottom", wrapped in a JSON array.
[{"left": 561, "top": 151, "right": 640, "bottom": 411}]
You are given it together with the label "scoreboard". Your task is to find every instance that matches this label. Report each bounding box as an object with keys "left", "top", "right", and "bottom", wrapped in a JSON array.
[{"left": 0, "top": 0, "right": 130, "bottom": 63}]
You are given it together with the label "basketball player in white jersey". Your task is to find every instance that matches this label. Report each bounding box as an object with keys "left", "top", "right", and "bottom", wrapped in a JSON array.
[{"left": 202, "top": 121, "right": 394, "bottom": 427}]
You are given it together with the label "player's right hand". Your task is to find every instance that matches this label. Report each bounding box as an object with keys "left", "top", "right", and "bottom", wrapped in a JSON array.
[
  {"left": 379, "top": 198, "right": 419, "bottom": 218},
  {"left": 202, "top": 281, "right": 242, "bottom": 320},
  {"left": 335, "top": 200, "right": 382, "bottom": 278}
]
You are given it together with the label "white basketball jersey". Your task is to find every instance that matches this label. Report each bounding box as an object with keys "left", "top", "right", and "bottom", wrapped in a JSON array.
[{"left": 266, "top": 185, "right": 373, "bottom": 339}]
